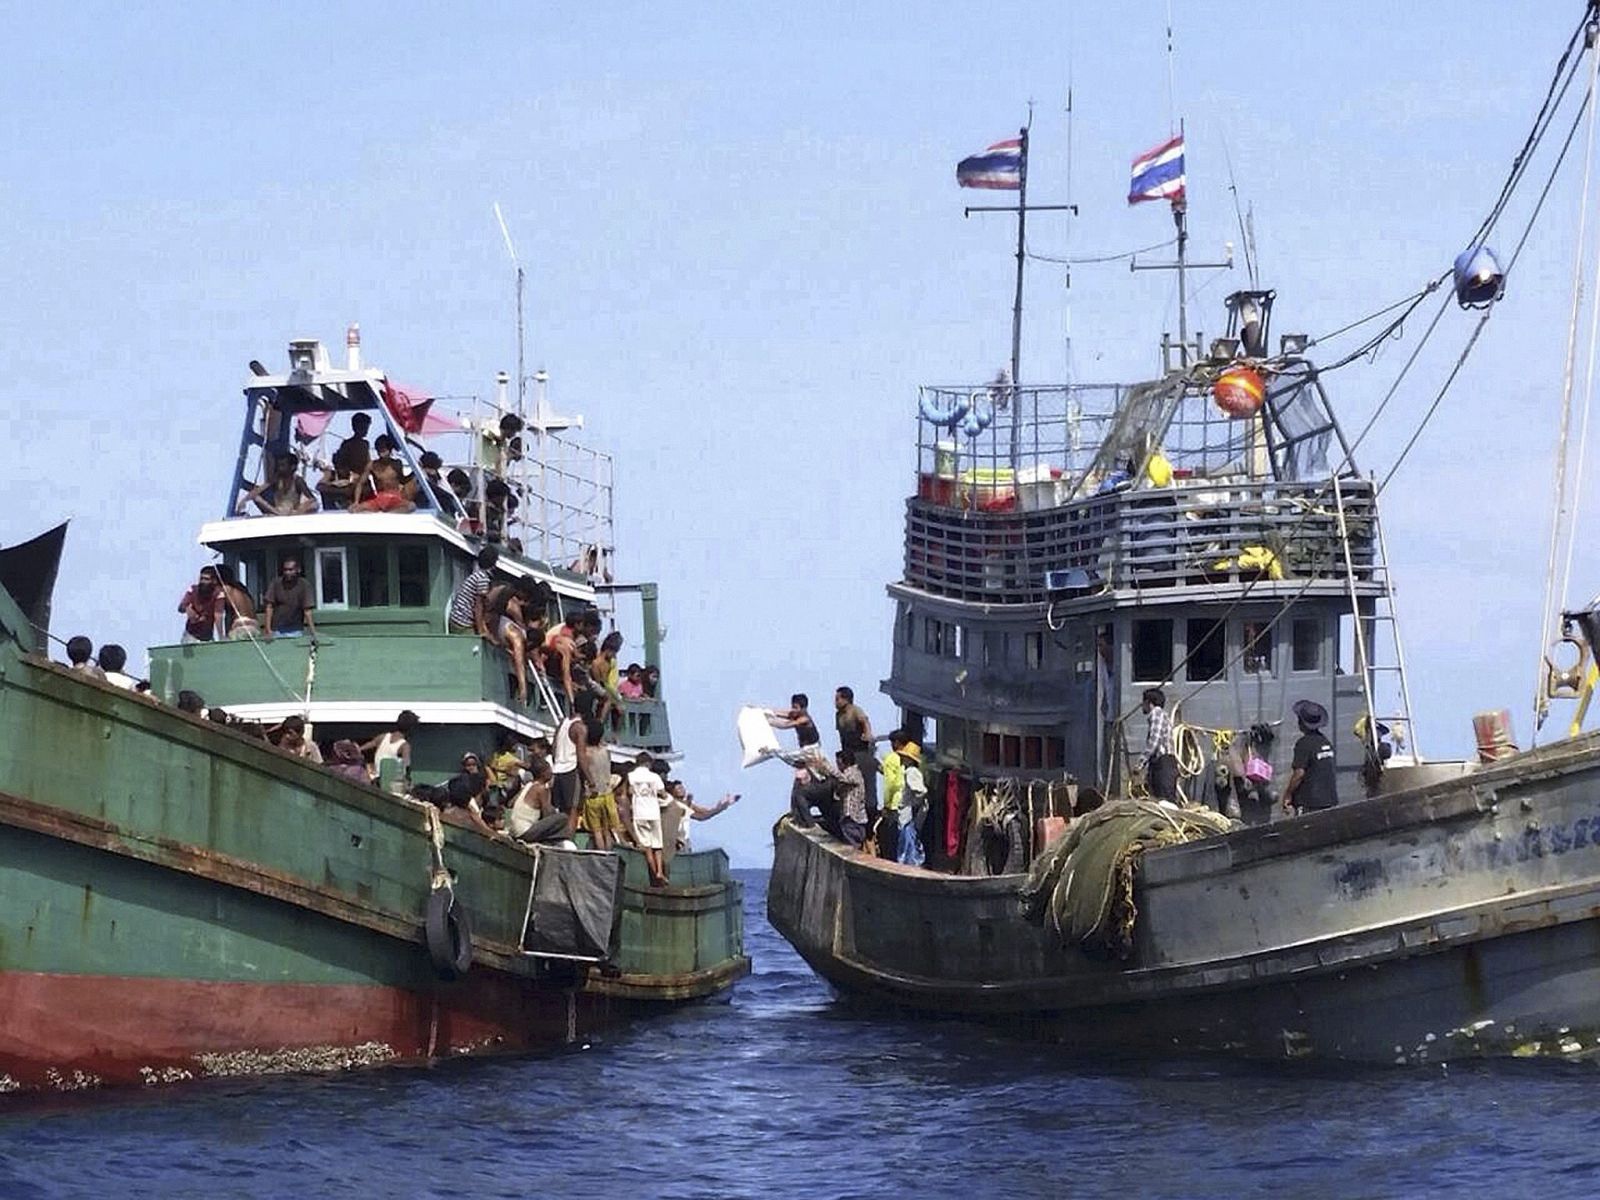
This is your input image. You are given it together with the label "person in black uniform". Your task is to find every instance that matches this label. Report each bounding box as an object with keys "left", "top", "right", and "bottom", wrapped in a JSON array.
[{"left": 1282, "top": 699, "right": 1338, "bottom": 814}]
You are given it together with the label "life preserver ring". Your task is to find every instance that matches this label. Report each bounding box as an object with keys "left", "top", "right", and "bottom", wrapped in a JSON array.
[{"left": 425, "top": 887, "right": 474, "bottom": 980}]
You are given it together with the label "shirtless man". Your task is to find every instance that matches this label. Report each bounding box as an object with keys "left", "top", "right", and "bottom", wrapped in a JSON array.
[
  {"left": 242, "top": 452, "right": 317, "bottom": 516},
  {"left": 351, "top": 434, "right": 416, "bottom": 513}
]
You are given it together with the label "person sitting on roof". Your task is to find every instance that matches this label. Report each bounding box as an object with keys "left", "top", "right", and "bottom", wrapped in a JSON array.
[
  {"left": 65, "top": 635, "right": 105, "bottom": 679},
  {"left": 242, "top": 451, "right": 317, "bottom": 516},
  {"left": 445, "top": 468, "right": 479, "bottom": 533},
  {"left": 176, "top": 689, "right": 206, "bottom": 717},
  {"left": 96, "top": 643, "right": 139, "bottom": 691},
  {"left": 351, "top": 434, "right": 417, "bottom": 513},
  {"left": 316, "top": 413, "right": 372, "bottom": 510},
  {"left": 407, "top": 450, "right": 464, "bottom": 520}
]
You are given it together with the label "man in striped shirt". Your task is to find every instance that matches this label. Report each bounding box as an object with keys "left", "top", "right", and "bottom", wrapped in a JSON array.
[
  {"left": 1137, "top": 688, "right": 1179, "bottom": 802},
  {"left": 448, "top": 546, "right": 499, "bottom": 635}
]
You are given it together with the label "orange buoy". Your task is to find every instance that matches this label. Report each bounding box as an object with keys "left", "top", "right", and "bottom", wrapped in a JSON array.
[{"left": 1212, "top": 366, "right": 1265, "bottom": 418}]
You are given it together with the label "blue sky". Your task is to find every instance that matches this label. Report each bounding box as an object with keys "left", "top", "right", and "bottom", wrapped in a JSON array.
[{"left": 2, "top": 2, "right": 1594, "bottom": 865}]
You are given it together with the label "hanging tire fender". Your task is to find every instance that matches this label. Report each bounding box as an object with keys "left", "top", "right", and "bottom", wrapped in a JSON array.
[{"left": 425, "top": 886, "right": 474, "bottom": 980}]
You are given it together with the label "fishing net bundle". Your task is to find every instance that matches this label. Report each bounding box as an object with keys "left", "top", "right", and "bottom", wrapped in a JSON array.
[{"left": 1018, "top": 800, "right": 1235, "bottom": 960}]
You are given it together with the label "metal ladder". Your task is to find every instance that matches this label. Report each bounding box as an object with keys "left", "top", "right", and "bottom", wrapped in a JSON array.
[
  {"left": 530, "top": 661, "right": 566, "bottom": 723},
  {"left": 1333, "top": 476, "right": 1420, "bottom": 760}
]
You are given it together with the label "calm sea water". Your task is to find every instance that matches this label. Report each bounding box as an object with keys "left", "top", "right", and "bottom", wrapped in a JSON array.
[{"left": 3, "top": 869, "right": 1600, "bottom": 1199}]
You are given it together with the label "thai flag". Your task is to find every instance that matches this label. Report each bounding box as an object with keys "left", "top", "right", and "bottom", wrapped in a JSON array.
[
  {"left": 1128, "top": 134, "right": 1185, "bottom": 205},
  {"left": 957, "top": 138, "right": 1023, "bottom": 190}
]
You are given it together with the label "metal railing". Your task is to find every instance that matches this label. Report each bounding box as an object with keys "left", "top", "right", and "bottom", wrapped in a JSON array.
[{"left": 903, "top": 477, "right": 1380, "bottom": 605}]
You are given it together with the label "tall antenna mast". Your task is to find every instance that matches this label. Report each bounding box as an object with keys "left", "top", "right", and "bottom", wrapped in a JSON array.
[{"left": 493, "top": 201, "right": 526, "bottom": 423}]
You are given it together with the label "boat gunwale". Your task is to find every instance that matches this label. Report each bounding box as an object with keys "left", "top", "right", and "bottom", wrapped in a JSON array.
[
  {"left": 774, "top": 730, "right": 1600, "bottom": 897},
  {"left": 771, "top": 817, "right": 1600, "bottom": 1010}
]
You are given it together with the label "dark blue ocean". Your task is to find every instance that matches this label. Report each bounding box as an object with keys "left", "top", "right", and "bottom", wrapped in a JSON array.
[{"left": 3, "top": 870, "right": 1599, "bottom": 1199}]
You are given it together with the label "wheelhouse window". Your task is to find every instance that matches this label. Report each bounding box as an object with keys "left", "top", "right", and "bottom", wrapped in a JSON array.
[
  {"left": 1132, "top": 620, "right": 1173, "bottom": 682},
  {"left": 1293, "top": 618, "right": 1322, "bottom": 672},
  {"left": 1186, "top": 618, "right": 1226, "bottom": 682},
  {"left": 1242, "top": 619, "right": 1273, "bottom": 675},
  {"left": 315, "top": 546, "right": 348, "bottom": 610},
  {"left": 1024, "top": 631, "right": 1045, "bottom": 670},
  {"left": 357, "top": 545, "right": 390, "bottom": 607},
  {"left": 983, "top": 631, "right": 1011, "bottom": 668},
  {"left": 397, "top": 545, "right": 430, "bottom": 607}
]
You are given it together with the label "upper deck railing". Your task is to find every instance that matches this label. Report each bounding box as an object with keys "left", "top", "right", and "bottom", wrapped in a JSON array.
[
  {"left": 904, "top": 473, "right": 1378, "bottom": 605},
  {"left": 904, "top": 366, "right": 1365, "bottom": 604}
]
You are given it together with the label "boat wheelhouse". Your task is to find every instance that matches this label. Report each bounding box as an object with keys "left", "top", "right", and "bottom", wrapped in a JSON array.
[
  {"left": 886, "top": 294, "right": 1416, "bottom": 822},
  {"left": 147, "top": 331, "right": 672, "bottom": 773}
]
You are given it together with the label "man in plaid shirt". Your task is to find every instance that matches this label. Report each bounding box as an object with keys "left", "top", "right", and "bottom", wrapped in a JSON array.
[{"left": 1137, "top": 688, "right": 1180, "bottom": 802}]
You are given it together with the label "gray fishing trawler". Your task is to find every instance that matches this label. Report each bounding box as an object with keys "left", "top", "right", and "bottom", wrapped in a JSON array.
[{"left": 769, "top": 4, "right": 1600, "bottom": 1062}]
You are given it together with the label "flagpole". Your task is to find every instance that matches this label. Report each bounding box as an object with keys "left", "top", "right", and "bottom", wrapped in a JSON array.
[
  {"left": 1174, "top": 118, "right": 1190, "bottom": 368},
  {"left": 1009, "top": 125, "right": 1029, "bottom": 469}
]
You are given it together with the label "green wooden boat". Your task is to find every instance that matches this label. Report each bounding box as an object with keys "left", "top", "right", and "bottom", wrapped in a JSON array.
[{"left": 0, "top": 334, "right": 746, "bottom": 1095}]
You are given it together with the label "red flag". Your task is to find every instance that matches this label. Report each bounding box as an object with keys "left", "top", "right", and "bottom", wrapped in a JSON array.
[{"left": 383, "top": 381, "right": 460, "bottom": 436}]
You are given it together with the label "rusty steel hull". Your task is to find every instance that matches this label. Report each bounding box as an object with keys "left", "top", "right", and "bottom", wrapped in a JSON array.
[
  {"left": 0, "top": 645, "right": 747, "bottom": 1094},
  {"left": 769, "top": 731, "right": 1600, "bottom": 1063}
]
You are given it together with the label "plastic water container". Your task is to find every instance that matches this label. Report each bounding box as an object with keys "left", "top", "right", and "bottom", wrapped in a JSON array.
[
  {"left": 934, "top": 440, "right": 957, "bottom": 478},
  {"left": 961, "top": 467, "right": 1015, "bottom": 507}
]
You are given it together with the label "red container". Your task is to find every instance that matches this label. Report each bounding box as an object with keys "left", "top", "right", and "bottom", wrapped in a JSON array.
[
  {"left": 1035, "top": 815, "right": 1069, "bottom": 854},
  {"left": 917, "top": 473, "right": 955, "bottom": 505}
]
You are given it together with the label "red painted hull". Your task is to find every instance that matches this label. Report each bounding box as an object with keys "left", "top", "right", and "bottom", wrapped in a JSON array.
[{"left": 0, "top": 968, "right": 616, "bottom": 1093}]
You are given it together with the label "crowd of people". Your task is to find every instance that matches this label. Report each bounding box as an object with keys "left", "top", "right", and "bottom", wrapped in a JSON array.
[
  {"left": 239, "top": 411, "right": 530, "bottom": 548},
  {"left": 403, "top": 718, "right": 736, "bottom": 887},
  {"left": 767, "top": 687, "right": 929, "bottom": 866},
  {"left": 56, "top": 630, "right": 735, "bottom": 883},
  {"left": 444, "top": 545, "right": 660, "bottom": 717}
]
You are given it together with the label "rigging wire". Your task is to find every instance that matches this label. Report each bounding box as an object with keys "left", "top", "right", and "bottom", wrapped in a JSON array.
[
  {"left": 1537, "top": 23, "right": 1600, "bottom": 731},
  {"left": 1471, "top": 7, "right": 1593, "bottom": 251},
  {"left": 1026, "top": 238, "right": 1176, "bottom": 267},
  {"left": 1302, "top": 282, "right": 1444, "bottom": 352},
  {"left": 1105, "top": 36, "right": 1597, "bottom": 771}
]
